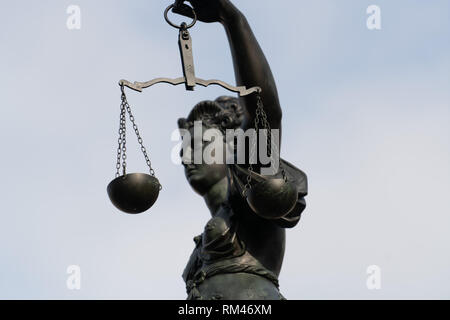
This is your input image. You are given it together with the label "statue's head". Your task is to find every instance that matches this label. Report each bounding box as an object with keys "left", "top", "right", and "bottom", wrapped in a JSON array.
[{"left": 178, "top": 96, "right": 243, "bottom": 195}]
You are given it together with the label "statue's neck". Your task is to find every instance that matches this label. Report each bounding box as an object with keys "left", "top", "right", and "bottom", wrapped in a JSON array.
[{"left": 203, "top": 177, "right": 228, "bottom": 216}]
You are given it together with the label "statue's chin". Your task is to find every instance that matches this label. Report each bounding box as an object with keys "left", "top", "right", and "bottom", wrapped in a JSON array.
[{"left": 187, "top": 175, "right": 210, "bottom": 196}]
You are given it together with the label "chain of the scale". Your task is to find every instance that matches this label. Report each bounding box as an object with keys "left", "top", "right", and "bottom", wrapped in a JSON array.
[
  {"left": 243, "top": 93, "right": 287, "bottom": 196},
  {"left": 115, "top": 86, "right": 157, "bottom": 178},
  {"left": 115, "top": 91, "right": 127, "bottom": 177}
]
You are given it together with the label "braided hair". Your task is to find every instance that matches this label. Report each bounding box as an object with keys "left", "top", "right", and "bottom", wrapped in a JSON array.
[{"left": 178, "top": 96, "right": 244, "bottom": 133}]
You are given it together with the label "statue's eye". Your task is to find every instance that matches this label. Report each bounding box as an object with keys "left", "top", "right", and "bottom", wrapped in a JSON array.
[{"left": 221, "top": 116, "right": 232, "bottom": 127}]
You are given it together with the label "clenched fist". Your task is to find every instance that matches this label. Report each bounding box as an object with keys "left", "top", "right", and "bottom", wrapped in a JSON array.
[{"left": 172, "top": 0, "right": 233, "bottom": 23}]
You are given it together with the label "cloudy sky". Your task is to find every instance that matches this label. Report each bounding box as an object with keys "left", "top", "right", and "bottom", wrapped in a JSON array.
[{"left": 0, "top": 0, "right": 449, "bottom": 299}]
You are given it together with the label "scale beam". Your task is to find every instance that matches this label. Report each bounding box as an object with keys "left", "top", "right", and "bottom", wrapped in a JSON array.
[{"left": 119, "top": 77, "right": 261, "bottom": 97}]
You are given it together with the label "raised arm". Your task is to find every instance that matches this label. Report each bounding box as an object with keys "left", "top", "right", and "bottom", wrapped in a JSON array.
[
  {"left": 174, "top": 0, "right": 282, "bottom": 132},
  {"left": 219, "top": 1, "right": 282, "bottom": 132}
]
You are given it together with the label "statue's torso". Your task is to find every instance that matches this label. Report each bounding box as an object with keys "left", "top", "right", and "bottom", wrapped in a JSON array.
[
  {"left": 182, "top": 166, "right": 288, "bottom": 300},
  {"left": 183, "top": 161, "right": 307, "bottom": 300},
  {"left": 183, "top": 203, "right": 286, "bottom": 300}
]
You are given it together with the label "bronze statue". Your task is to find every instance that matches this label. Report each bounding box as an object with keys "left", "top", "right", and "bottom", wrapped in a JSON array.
[{"left": 174, "top": 0, "right": 308, "bottom": 300}]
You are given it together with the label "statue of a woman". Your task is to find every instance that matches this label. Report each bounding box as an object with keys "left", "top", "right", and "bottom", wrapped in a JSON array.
[{"left": 175, "top": 0, "right": 308, "bottom": 300}]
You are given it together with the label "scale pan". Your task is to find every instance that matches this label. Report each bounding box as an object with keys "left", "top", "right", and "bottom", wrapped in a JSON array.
[
  {"left": 107, "top": 173, "right": 161, "bottom": 214},
  {"left": 246, "top": 178, "right": 298, "bottom": 220}
]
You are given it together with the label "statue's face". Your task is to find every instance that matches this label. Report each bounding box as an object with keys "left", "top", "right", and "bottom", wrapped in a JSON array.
[{"left": 181, "top": 125, "right": 228, "bottom": 196}]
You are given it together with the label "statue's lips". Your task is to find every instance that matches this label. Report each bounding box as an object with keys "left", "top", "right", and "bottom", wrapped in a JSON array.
[{"left": 186, "top": 168, "right": 197, "bottom": 177}]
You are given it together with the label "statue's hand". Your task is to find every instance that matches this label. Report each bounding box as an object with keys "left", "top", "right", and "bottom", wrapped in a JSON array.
[{"left": 172, "top": 0, "right": 230, "bottom": 23}]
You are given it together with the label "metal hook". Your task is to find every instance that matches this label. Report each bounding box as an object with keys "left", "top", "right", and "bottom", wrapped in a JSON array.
[{"left": 164, "top": 3, "right": 197, "bottom": 30}]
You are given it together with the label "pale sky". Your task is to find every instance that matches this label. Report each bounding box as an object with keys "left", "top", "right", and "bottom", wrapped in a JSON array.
[{"left": 0, "top": 0, "right": 449, "bottom": 299}]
